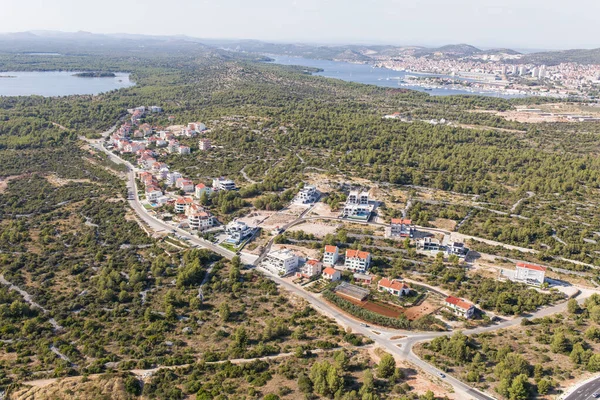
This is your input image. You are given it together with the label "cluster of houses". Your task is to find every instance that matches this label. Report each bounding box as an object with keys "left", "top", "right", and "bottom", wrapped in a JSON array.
[
  {"left": 263, "top": 244, "right": 373, "bottom": 278},
  {"left": 115, "top": 109, "right": 241, "bottom": 232},
  {"left": 109, "top": 107, "right": 212, "bottom": 158},
  {"left": 137, "top": 165, "right": 238, "bottom": 231}
]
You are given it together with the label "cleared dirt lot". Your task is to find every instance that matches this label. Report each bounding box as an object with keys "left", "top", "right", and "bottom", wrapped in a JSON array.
[
  {"left": 237, "top": 210, "right": 297, "bottom": 231},
  {"left": 272, "top": 244, "right": 321, "bottom": 260},
  {"left": 287, "top": 221, "right": 339, "bottom": 238},
  {"left": 403, "top": 301, "right": 439, "bottom": 321}
]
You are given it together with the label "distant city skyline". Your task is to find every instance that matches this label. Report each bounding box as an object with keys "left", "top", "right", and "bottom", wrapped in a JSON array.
[{"left": 2, "top": 0, "right": 599, "bottom": 50}]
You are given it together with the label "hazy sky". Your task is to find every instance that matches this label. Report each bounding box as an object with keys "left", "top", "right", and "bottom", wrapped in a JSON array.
[{"left": 2, "top": 0, "right": 599, "bottom": 49}]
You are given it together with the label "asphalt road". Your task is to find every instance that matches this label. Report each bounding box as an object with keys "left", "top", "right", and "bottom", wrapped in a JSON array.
[
  {"left": 564, "top": 378, "right": 600, "bottom": 400},
  {"left": 85, "top": 136, "right": 597, "bottom": 400}
]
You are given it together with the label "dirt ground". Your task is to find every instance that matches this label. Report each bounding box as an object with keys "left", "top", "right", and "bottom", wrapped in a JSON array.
[
  {"left": 0, "top": 174, "right": 28, "bottom": 193},
  {"left": 287, "top": 221, "right": 339, "bottom": 238},
  {"left": 237, "top": 210, "right": 297, "bottom": 231},
  {"left": 46, "top": 174, "right": 93, "bottom": 187},
  {"left": 272, "top": 244, "right": 321, "bottom": 260},
  {"left": 430, "top": 218, "right": 457, "bottom": 231},
  {"left": 307, "top": 202, "right": 339, "bottom": 218},
  {"left": 403, "top": 301, "right": 439, "bottom": 321}
]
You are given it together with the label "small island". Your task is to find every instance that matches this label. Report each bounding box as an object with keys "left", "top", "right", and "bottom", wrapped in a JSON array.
[
  {"left": 73, "top": 72, "right": 116, "bottom": 78},
  {"left": 0, "top": 75, "right": 16, "bottom": 78}
]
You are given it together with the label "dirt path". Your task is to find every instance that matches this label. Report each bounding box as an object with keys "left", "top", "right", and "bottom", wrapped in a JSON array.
[
  {"left": 240, "top": 166, "right": 257, "bottom": 184},
  {"left": 510, "top": 191, "right": 535, "bottom": 213},
  {"left": 0, "top": 274, "right": 63, "bottom": 331}
]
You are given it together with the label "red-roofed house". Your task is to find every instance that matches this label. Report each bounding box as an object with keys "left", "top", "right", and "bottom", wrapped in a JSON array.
[
  {"left": 174, "top": 197, "right": 195, "bottom": 213},
  {"left": 322, "top": 267, "right": 341, "bottom": 281},
  {"left": 445, "top": 296, "right": 475, "bottom": 319},
  {"left": 390, "top": 218, "right": 415, "bottom": 238},
  {"left": 145, "top": 186, "right": 163, "bottom": 202},
  {"left": 514, "top": 262, "right": 547, "bottom": 286},
  {"left": 188, "top": 211, "right": 215, "bottom": 230},
  {"left": 323, "top": 245, "right": 339, "bottom": 266},
  {"left": 195, "top": 183, "right": 212, "bottom": 198},
  {"left": 297, "top": 259, "right": 323, "bottom": 278},
  {"left": 175, "top": 178, "right": 194, "bottom": 193},
  {"left": 344, "top": 249, "right": 371, "bottom": 273},
  {"left": 378, "top": 278, "right": 411, "bottom": 297}
]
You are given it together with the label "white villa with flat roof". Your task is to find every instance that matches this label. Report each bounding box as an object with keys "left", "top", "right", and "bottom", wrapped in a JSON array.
[
  {"left": 294, "top": 185, "right": 318, "bottom": 204},
  {"left": 262, "top": 249, "right": 299, "bottom": 276},
  {"left": 213, "top": 177, "right": 236, "bottom": 191},
  {"left": 225, "top": 220, "right": 254, "bottom": 245}
]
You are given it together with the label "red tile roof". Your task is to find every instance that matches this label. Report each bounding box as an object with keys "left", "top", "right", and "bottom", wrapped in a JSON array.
[
  {"left": 324, "top": 245, "right": 338, "bottom": 253},
  {"left": 306, "top": 259, "right": 321, "bottom": 266},
  {"left": 516, "top": 262, "right": 547, "bottom": 272},
  {"left": 323, "top": 267, "right": 338, "bottom": 275},
  {"left": 378, "top": 278, "right": 409, "bottom": 291},
  {"left": 445, "top": 296, "right": 473, "bottom": 310},
  {"left": 346, "top": 249, "right": 370, "bottom": 260},
  {"left": 391, "top": 218, "right": 412, "bottom": 225},
  {"left": 175, "top": 197, "right": 194, "bottom": 204}
]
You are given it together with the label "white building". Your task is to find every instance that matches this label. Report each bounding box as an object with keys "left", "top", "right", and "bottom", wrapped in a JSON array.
[
  {"left": 446, "top": 242, "right": 468, "bottom": 258},
  {"left": 445, "top": 296, "right": 475, "bottom": 319},
  {"left": 176, "top": 178, "right": 195, "bottom": 193},
  {"left": 195, "top": 183, "right": 212, "bottom": 198},
  {"left": 344, "top": 249, "right": 371, "bottom": 273},
  {"left": 323, "top": 245, "right": 339, "bottom": 266},
  {"left": 378, "top": 278, "right": 411, "bottom": 298},
  {"left": 416, "top": 237, "right": 441, "bottom": 252},
  {"left": 166, "top": 172, "right": 183, "bottom": 186},
  {"left": 178, "top": 145, "right": 191, "bottom": 155},
  {"left": 199, "top": 138, "right": 212, "bottom": 151},
  {"left": 322, "top": 267, "right": 341, "bottom": 281},
  {"left": 145, "top": 186, "right": 163, "bottom": 202},
  {"left": 189, "top": 122, "right": 206, "bottom": 132},
  {"left": 390, "top": 218, "right": 415, "bottom": 238},
  {"left": 297, "top": 259, "right": 322, "bottom": 278},
  {"left": 341, "top": 204, "right": 374, "bottom": 221},
  {"left": 347, "top": 190, "right": 370, "bottom": 205},
  {"left": 225, "top": 220, "right": 254, "bottom": 245},
  {"left": 174, "top": 197, "right": 195, "bottom": 213},
  {"left": 149, "top": 106, "right": 163, "bottom": 113},
  {"left": 262, "top": 249, "right": 299, "bottom": 276},
  {"left": 294, "top": 185, "right": 318, "bottom": 204},
  {"left": 511, "top": 262, "right": 547, "bottom": 286},
  {"left": 188, "top": 211, "right": 214, "bottom": 230},
  {"left": 167, "top": 141, "right": 180, "bottom": 154},
  {"left": 213, "top": 177, "right": 236, "bottom": 191}
]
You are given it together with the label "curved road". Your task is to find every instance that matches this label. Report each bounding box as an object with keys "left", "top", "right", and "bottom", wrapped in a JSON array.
[{"left": 84, "top": 134, "right": 598, "bottom": 400}]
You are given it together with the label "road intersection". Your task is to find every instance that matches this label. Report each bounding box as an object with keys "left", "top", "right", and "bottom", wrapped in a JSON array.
[{"left": 84, "top": 134, "right": 598, "bottom": 400}]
